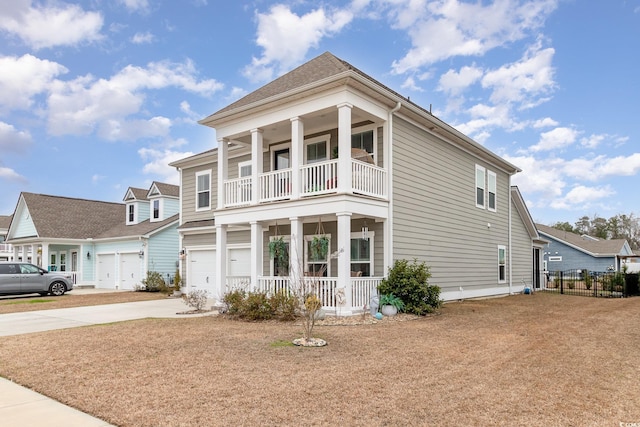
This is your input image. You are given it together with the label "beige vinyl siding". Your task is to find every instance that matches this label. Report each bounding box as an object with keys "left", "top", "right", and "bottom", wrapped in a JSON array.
[
  {"left": 392, "top": 117, "right": 511, "bottom": 295},
  {"left": 510, "top": 197, "right": 534, "bottom": 287},
  {"left": 183, "top": 232, "right": 214, "bottom": 247},
  {"left": 181, "top": 164, "right": 216, "bottom": 225}
]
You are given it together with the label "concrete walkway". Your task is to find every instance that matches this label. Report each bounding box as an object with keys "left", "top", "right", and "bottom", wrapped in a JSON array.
[{"left": 0, "top": 290, "right": 218, "bottom": 426}]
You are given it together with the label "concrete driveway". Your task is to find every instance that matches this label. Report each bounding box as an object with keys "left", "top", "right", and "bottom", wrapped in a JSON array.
[{"left": 0, "top": 291, "right": 217, "bottom": 337}]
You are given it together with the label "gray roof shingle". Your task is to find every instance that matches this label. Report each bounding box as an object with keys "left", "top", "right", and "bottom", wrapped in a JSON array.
[{"left": 536, "top": 223, "right": 628, "bottom": 256}]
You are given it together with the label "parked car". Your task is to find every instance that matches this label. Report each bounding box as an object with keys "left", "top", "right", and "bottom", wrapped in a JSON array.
[{"left": 0, "top": 262, "right": 73, "bottom": 296}]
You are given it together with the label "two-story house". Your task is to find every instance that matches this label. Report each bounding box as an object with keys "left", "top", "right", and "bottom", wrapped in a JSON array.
[
  {"left": 5, "top": 182, "right": 180, "bottom": 289},
  {"left": 171, "top": 52, "right": 544, "bottom": 314},
  {"left": 0, "top": 215, "right": 13, "bottom": 261}
]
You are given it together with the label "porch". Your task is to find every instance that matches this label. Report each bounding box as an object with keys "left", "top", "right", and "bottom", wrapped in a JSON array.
[
  {"left": 224, "top": 157, "right": 387, "bottom": 208},
  {"left": 226, "top": 275, "right": 382, "bottom": 313}
]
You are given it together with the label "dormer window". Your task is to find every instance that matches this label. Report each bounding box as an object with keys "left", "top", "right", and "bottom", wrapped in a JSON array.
[
  {"left": 127, "top": 204, "right": 136, "bottom": 224},
  {"left": 153, "top": 200, "right": 160, "bottom": 220}
]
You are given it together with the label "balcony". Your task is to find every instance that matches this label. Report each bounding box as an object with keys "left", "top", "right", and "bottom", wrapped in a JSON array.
[{"left": 223, "top": 159, "right": 387, "bottom": 208}]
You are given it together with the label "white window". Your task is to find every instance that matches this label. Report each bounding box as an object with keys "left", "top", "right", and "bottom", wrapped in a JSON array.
[
  {"left": 498, "top": 245, "right": 506, "bottom": 283},
  {"left": 152, "top": 199, "right": 160, "bottom": 220},
  {"left": 196, "top": 170, "right": 211, "bottom": 211},
  {"left": 548, "top": 256, "right": 562, "bottom": 262},
  {"left": 304, "top": 135, "right": 330, "bottom": 164},
  {"left": 59, "top": 252, "right": 67, "bottom": 272},
  {"left": 476, "top": 165, "right": 486, "bottom": 209},
  {"left": 351, "top": 126, "right": 377, "bottom": 162},
  {"left": 127, "top": 204, "right": 135, "bottom": 224},
  {"left": 350, "top": 231, "right": 374, "bottom": 276},
  {"left": 488, "top": 171, "right": 497, "bottom": 212},
  {"left": 238, "top": 161, "right": 252, "bottom": 178}
]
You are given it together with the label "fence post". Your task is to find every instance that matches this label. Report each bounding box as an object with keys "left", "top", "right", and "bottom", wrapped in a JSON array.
[{"left": 560, "top": 271, "right": 564, "bottom": 294}]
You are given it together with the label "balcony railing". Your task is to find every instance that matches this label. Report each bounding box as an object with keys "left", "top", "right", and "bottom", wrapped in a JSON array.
[
  {"left": 0, "top": 243, "right": 12, "bottom": 253},
  {"left": 223, "top": 159, "right": 387, "bottom": 208}
]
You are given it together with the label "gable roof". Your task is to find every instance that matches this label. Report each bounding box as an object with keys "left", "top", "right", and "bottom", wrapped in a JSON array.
[
  {"left": 536, "top": 223, "right": 629, "bottom": 256},
  {"left": 148, "top": 182, "right": 179, "bottom": 198},
  {"left": 124, "top": 187, "right": 148, "bottom": 202},
  {"left": 199, "top": 51, "right": 520, "bottom": 175},
  {"left": 510, "top": 187, "right": 544, "bottom": 243},
  {"left": 20, "top": 193, "right": 124, "bottom": 239},
  {"left": 95, "top": 214, "right": 179, "bottom": 239}
]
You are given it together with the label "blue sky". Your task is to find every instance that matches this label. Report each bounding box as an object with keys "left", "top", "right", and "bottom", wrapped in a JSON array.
[{"left": 1, "top": 0, "right": 639, "bottom": 227}]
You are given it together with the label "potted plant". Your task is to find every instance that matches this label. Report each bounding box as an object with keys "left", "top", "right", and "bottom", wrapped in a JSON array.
[
  {"left": 310, "top": 236, "right": 329, "bottom": 260},
  {"left": 269, "top": 236, "right": 288, "bottom": 264},
  {"left": 379, "top": 293, "right": 404, "bottom": 317}
]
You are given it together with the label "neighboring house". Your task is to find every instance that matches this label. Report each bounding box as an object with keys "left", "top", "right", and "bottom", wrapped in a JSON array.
[
  {"left": 5, "top": 182, "right": 180, "bottom": 289},
  {"left": 0, "top": 215, "right": 13, "bottom": 261},
  {"left": 537, "top": 223, "right": 634, "bottom": 273},
  {"left": 171, "top": 51, "right": 544, "bottom": 313}
]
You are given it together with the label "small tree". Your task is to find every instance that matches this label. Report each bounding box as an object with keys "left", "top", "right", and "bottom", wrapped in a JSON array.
[
  {"left": 173, "top": 267, "right": 182, "bottom": 292},
  {"left": 378, "top": 259, "right": 441, "bottom": 315},
  {"left": 141, "top": 271, "right": 166, "bottom": 292}
]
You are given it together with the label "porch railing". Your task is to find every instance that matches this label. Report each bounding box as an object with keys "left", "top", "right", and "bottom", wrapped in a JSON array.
[
  {"left": 224, "top": 177, "right": 252, "bottom": 207},
  {"left": 223, "top": 159, "right": 387, "bottom": 208},
  {"left": 226, "top": 276, "right": 252, "bottom": 292},
  {"left": 260, "top": 169, "right": 292, "bottom": 202},
  {"left": 300, "top": 159, "right": 338, "bottom": 197},
  {"left": 254, "top": 276, "right": 382, "bottom": 310}
]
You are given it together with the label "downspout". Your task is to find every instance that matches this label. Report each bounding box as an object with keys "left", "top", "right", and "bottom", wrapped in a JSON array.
[
  {"left": 387, "top": 102, "right": 401, "bottom": 274},
  {"left": 508, "top": 179, "right": 513, "bottom": 295}
]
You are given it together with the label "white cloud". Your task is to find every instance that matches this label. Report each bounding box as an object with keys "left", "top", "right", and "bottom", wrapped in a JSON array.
[
  {"left": 47, "top": 59, "right": 222, "bottom": 138},
  {"left": 118, "top": 0, "right": 150, "bottom": 13},
  {"left": 580, "top": 133, "right": 606, "bottom": 149},
  {"left": 243, "top": 4, "right": 354, "bottom": 82},
  {"left": 138, "top": 146, "right": 191, "bottom": 184},
  {"left": 438, "top": 65, "right": 483, "bottom": 95},
  {"left": 481, "top": 42, "right": 556, "bottom": 108},
  {"left": 532, "top": 117, "right": 558, "bottom": 128},
  {"left": 0, "top": 121, "right": 32, "bottom": 152},
  {"left": 0, "top": 54, "right": 68, "bottom": 111},
  {"left": 0, "top": 165, "right": 27, "bottom": 182},
  {"left": 530, "top": 127, "right": 578, "bottom": 152},
  {"left": 390, "top": 0, "right": 558, "bottom": 73},
  {"left": 131, "top": 31, "right": 154, "bottom": 44},
  {"left": 0, "top": 1, "right": 103, "bottom": 49},
  {"left": 507, "top": 154, "right": 566, "bottom": 202},
  {"left": 550, "top": 185, "right": 614, "bottom": 210}
]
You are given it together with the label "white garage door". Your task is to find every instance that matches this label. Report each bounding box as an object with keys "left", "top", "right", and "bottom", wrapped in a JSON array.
[
  {"left": 228, "top": 247, "right": 251, "bottom": 277},
  {"left": 120, "top": 253, "right": 141, "bottom": 290},
  {"left": 97, "top": 254, "right": 116, "bottom": 289},
  {"left": 189, "top": 250, "right": 216, "bottom": 297}
]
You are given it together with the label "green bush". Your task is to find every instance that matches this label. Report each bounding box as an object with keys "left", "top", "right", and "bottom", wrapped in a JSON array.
[
  {"left": 223, "top": 289, "right": 247, "bottom": 315},
  {"left": 269, "top": 290, "right": 298, "bottom": 321},
  {"left": 378, "top": 259, "right": 441, "bottom": 315},
  {"left": 242, "top": 292, "right": 274, "bottom": 321},
  {"left": 141, "top": 271, "right": 167, "bottom": 292}
]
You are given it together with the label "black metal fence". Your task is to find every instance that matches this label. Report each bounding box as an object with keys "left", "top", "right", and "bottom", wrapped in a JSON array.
[{"left": 545, "top": 270, "right": 640, "bottom": 298}]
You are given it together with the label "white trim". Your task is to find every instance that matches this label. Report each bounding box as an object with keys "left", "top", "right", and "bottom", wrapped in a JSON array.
[
  {"left": 304, "top": 234, "right": 331, "bottom": 276},
  {"left": 498, "top": 245, "right": 507, "bottom": 283},
  {"left": 488, "top": 170, "right": 497, "bottom": 212},
  {"left": 238, "top": 160, "right": 252, "bottom": 177},
  {"left": 268, "top": 235, "right": 290, "bottom": 276},
  {"left": 349, "top": 231, "right": 374, "bottom": 276},
  {"left": 195, "top": 170, "right": 212, "bottom": 212},
  {"left": 269, "top": 142, "right": 291, "bottom": 171}
]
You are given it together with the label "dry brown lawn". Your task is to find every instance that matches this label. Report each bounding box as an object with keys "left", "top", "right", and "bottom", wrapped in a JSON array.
[
  {"left": 1, "top": 292, "right": 639, "bottom": 426},
  {"left": 0, "top": 291, "right": 165, "bottom": 314}
]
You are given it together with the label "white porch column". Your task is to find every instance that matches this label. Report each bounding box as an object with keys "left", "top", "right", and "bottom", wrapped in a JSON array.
[
  {"left": 217, "top": 138, "right": 228, "bottom": 210},
  {"left": 13, "top": 245, "right": 20, "bottom": 263},
  {"left": 289, "top": 217, "right": 304, "bottom": 281},
  {"left": 383, "top": 218, "right": 391, "bottom": 274},
  {"left": 250, "top": 221, "right": 263, "bottom": 289},
  {"left": 215, "top": 224, "right": 227, "bottom": 305},
  {"left": 337, "top": 103, "right": 353, "bottom": 194},
  {"left": 30, "top": 244, "right": 38, "bottom": 265},
  {"left": 290, "top": 117, "right": 304, "bottom": 200},
  {"left": 251, "top": 129, "right": 264, "bottom": 205},
  {"left": 337, "top": 212, "right": 353, "bottom": 314},
  {"left": 40, "top": 243, "right": 49, "bottom": 269}
]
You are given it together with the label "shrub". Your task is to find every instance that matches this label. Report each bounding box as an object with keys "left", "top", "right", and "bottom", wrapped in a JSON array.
[
  {"left": 378, "top": 259, "right": 441, "bottom": 315},
  {"left": 242, "top": 292, "right": 273, "bottom": 320},
  {"left": 182, "top": 289, "right": 209, "bottom": 311},
  {"left": 141, "top": 271, "right": 167, "bottom": 292},
  {"left": 223, "top": 289, "right": 246, "bottom": 315},
  {"left": 269, "top": 290, "right": 298, "bottom": 321}
]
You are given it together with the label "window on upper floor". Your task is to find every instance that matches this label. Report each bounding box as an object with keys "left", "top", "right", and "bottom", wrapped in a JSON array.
[
  {"left": 476, "top": 165, "right": 486, "bottom": 209},
  {"left": 238, "top": 161, "right": 252, "bottom": 178},
  {"left": 351, "top": 128, "right": 376, "bottom": 162},
  {"left": 196, "top": 170, "right": 211, "bottom": 211},
  {"left": 127, "top": 204, "right": 135, "bottom": 224},
  {"left": 153, "top": 199, "right": 160, "bottom": 219},
  {"left": 476, "top": 165, "right": 497, "bottom": 212},
  {"left": 305, "top": 134, "right": 330, "bottom": 164}
]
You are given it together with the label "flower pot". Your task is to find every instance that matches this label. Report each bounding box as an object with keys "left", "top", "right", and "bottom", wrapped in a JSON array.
[{"left": 381, "top": 304, "right": 398, "bottom": 317}]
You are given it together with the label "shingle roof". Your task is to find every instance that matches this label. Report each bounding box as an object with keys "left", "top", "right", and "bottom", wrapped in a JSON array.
[
  {"left": 150, "top": 182, "right": 179, "bottom": 198},
  {"left": 126, "top": 187, "right": 148, "bottom": 201},
  {"left": 95, "top": 214, "right": 179, "bottom": 239},
  {"left": 0, "top": 215, "right": 12, "bottom": 230},
  {"left": 22, "top": 193, "right": 123, "bottom": 239},
  {"left": 536, "top": 223, "right": 628, "bottom": 256}
]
